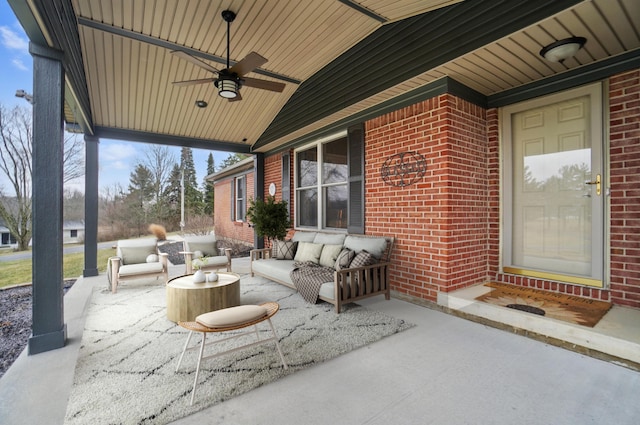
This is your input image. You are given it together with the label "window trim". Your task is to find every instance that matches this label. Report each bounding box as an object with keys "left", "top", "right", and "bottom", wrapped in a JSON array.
[
  {"left": 234, "top": 175, "right": 246, "bottom": 222},
  {"left": 294, "top": 130, "right": 348, "bottom": 231}
]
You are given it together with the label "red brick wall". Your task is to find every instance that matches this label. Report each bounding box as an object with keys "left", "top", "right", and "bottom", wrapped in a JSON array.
[
  {"left": 213, "top": 173, "right": 255, "bottom": 246},
  {"left": 258, "top": 69, "right": 640, "bottom": 309},
  {"left": 609, "top": 69, "right": 640, "bottom": 308},
  {"left": 262, "top": 152, "right": 296, "bottom": 244},
  {"left": 366, "top": 94, "right": 489, "bottom": 300}
]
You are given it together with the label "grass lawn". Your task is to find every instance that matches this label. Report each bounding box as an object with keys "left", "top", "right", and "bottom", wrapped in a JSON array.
[{"left": 0, "top": 248, "right": 113, "bottom": 289}]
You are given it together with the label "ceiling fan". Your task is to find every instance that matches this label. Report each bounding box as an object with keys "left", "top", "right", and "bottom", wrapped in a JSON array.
[{"left": 171, "top": 10, "right": 285, "bottom": 101}]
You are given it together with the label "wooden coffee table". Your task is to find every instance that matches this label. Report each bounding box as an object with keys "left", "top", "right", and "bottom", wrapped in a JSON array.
[{"left": 166, "top": 272, "right": 241, "bottom": 322}]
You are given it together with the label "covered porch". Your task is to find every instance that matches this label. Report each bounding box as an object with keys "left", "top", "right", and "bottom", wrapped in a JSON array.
[
  {"left": 0, "top": 257, "right": 638, "bottom": 424},
  {"left": 6, "top": 0, "right": 640, "bottom": 372}
]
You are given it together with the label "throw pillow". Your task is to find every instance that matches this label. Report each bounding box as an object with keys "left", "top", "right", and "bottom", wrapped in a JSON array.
[
  {"left": 293, "top": 242, "right": 324, "bottom": 264},
  {"left": 193, "top": 250, "right": 204, "bottom": 259},
  {"left": 319, "top": 244, "right": 343, "bottom": 268},
  {"left": 275, "top": 240, "right": 298, "bottom": 260},
  {"left": 146, "top": 254, "right": 158, "bottom": 263},
  {"left": 350, "top": 250, "right": 376, "bottom": 268},
  {"left": 335, "top": 248, "right": 355, "bottom": 271}
]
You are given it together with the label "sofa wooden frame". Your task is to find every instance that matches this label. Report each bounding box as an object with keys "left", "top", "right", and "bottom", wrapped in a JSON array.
[{"left": 250, "top": 235, "right": 394, "bottom": 313}]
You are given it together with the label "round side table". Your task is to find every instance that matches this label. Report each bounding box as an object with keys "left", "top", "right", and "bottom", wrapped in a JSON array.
[{"left": 166, "top": 272, "right": 241, "bottom": 322}]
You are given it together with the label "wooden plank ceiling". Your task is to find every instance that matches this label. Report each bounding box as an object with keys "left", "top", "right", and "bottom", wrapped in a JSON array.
[{"left": 65, "top": 0, "right": 639, "bottom": 152}]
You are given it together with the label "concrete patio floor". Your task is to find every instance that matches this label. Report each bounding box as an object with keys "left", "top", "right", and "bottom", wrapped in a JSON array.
[{"left": 0, "top": 257, "right": 638, "bottom": 424}]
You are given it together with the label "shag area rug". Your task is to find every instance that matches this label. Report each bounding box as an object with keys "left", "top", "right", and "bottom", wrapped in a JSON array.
[
  {"left": 475, "top": 282, "right": 611, "bottom": 327},
  {"left": 64, "top": 276, "right": 412, "bottom": 424}
]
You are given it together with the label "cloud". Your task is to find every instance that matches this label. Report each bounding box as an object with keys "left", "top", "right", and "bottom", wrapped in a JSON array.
[
  {"left": 0, "top": 26, "right": 28, "bottom": 51},
  {"left": 11, "top": 58, "right": 28, "bottom": 71},
  {"left": 101, "top": 143, "right": 137, "bottom": 162}
]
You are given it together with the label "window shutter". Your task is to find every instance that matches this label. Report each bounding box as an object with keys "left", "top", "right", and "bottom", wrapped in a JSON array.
[
  {"left": 230, "top": 179, "right": 235, "bottom": 221},
  {"left": 281, "top": 153, "right": 291, "bottom": 218},
  {"left": 241, "top": 176, "right": 247, "bottom": 221},
  {"left": 347, "top": 123, "right": 365, "bottom": 234}
]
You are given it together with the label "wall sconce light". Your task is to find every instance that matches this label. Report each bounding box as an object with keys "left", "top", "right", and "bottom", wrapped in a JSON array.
[{"left": 539, "top": 36, "right": 586, "bottom": 63}]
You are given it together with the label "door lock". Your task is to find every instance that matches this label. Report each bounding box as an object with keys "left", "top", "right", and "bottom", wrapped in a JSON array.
[{"left": 585, "top": 174, "right": 601, "bottom": 196}]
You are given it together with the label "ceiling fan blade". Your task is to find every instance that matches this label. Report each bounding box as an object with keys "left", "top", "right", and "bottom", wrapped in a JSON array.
[
  {"left": 242, "top": 77, "right": 286, "bottom": 93},
  {"left": 229, "top": 52, "right": 268, "bottom": 76},
  {"left": 171, "top": 50, "right": 219, "bottom": 74},
  {"left": 172, "top": 78, "right": 216, "bottom": 87}
]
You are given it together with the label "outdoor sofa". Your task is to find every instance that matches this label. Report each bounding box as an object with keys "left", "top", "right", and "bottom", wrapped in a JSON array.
[{"left": 250, "top": 231, "right": 393, "bottom": 313}]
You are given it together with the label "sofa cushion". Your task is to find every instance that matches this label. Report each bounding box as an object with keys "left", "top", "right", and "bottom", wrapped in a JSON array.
[
  {"left": 313, "top": 233, "right": 346, "bottom": 246},
  {"left": 118, "top": 262, "right": 164, "bottom": 277},
  {"left": 343, "top": 236, "right": 387, "bottom": 260},
  {"left": 196, "top": 305, "right": 267, "bottom": 329},
  {"left": 117, "top": 239, "right": 158, "bottom": 265},
  {"left": 185, "top": 235, "right": 217, "bottom": 257},
  {"left": 335, "top": 248, "right": 355, "bottom": 271},
  {"left": 193, "top": 256, "right": 228, "bottom": 269},
  {"left": 350, "top": 250, "right": 376, "bottom": 268},
  {"left": 294, "top": 242, "right": 324, "bottom": 263},
  {"left": 319, "top": 244, "right": 343, "bottom": 268},
  {"left": 274, "top": 240, "right": 298, "bottom": 260},
  {"left": 291, "top": 232, "right": 317, "bottom": 243},
  {"left": 252, "top": 259, "right": 296, "bottom": 286},
  {"left": 318, "top": 282, "right": 336, "bottom": 301}
]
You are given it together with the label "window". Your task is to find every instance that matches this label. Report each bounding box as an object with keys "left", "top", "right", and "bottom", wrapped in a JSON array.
[
  {"left": 235, "top": 176, "right": 246, "bottom": 221},
  {"left": 70, "top": 229, "right": 78, "bottom": 238},
  {"left": 295, "top": 134, "right": 348, "bottom": 230}
]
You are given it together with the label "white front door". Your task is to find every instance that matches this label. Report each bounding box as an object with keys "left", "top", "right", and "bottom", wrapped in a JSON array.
[{"left": 502, "top": 83, "right": 605, "bottom": 287}]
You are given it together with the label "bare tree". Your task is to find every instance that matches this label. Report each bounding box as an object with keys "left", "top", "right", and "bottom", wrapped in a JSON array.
[
  {"left": 0, "top": 103, "right": 85, "bottom": 250},
  {"left": 140, "top": 144, "right": 175, "bottom": 205},
  {"left": 63, "top": 132, "right": 84, "bottom": 183},
  {"left": 0, "top": 105, "right": 32, "bottom": 250}
]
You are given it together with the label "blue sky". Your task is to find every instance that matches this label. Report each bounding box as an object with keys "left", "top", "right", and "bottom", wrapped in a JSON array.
[{"left": 0, "top": 0, "right": 230, "bottom": 195}]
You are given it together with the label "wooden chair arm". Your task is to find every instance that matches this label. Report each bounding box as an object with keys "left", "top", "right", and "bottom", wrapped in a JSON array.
[{"left": 250, "top": 248, "right": 272, "bottom": 261}]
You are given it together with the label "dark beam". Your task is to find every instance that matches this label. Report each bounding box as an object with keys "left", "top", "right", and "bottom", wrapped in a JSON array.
[
  {"left": 76, "top": 17, "right": 301, "bottom": 85},
  {"left": 94, "top": 127, "right": 252, "bottom": 153},
  {"left": 338, "top": 0, "right": 387, "bottom": 23}
]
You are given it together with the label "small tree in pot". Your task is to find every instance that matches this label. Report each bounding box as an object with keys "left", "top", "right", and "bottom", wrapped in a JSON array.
[{"left": 246, "top": 196, "right": 291, "bottom": 247}]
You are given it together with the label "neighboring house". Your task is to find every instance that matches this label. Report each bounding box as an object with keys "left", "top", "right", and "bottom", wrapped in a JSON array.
[
  {"left": 208, "top": 157, "right": 256, "bottom": 248},
  {"left": 0, "top": 222, "right": 17, "bottom": 247},
  {"left": 1, "top": 220, "right": 84, "bottom": 247},
  {"left": 63, "top": 220, "right": 85, "bottom": 244}
]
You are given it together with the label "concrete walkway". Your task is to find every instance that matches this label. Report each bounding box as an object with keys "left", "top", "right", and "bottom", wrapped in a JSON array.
[{"left": 1, "top": 257, "right": 638, "bottom": 424}]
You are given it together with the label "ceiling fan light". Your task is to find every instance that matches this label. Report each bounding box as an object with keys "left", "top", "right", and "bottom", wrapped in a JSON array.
[
  {"left": 218, "top": 78, "right": 238, "bottom": 98},
  {"left": 540, "top": 36, "right": 586, "bottom": 63}
]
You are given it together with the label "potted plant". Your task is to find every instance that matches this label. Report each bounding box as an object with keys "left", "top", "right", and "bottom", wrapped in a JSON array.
[{"left": 246, "top": 195, "right": 291, "bottom": 247}]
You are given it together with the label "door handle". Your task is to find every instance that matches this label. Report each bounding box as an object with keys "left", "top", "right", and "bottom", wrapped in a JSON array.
[{"left": 585, "top": 174, "right": 601, "bottom": 196}]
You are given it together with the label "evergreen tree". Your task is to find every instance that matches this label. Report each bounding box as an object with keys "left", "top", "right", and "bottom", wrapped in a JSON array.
[
  {"left": 162, "top": 164, "right": 183, "bottom": 229},
  {"left": 126, "top": 164, "right": 154, "bottom": 235},
  {"left": 203, "top": 153, "right": 216, "bottom": 215},
  {"left": 180, "top": 147, "right": 204, "bottom": 215},
  {"left": 218, "top": 153, "right": 250, "bottom": 170}
]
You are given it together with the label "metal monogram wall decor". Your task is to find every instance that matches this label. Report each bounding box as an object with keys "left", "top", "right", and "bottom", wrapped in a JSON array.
[{"left": 380, "top": 151, "right": 427, "bottom": 187}]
